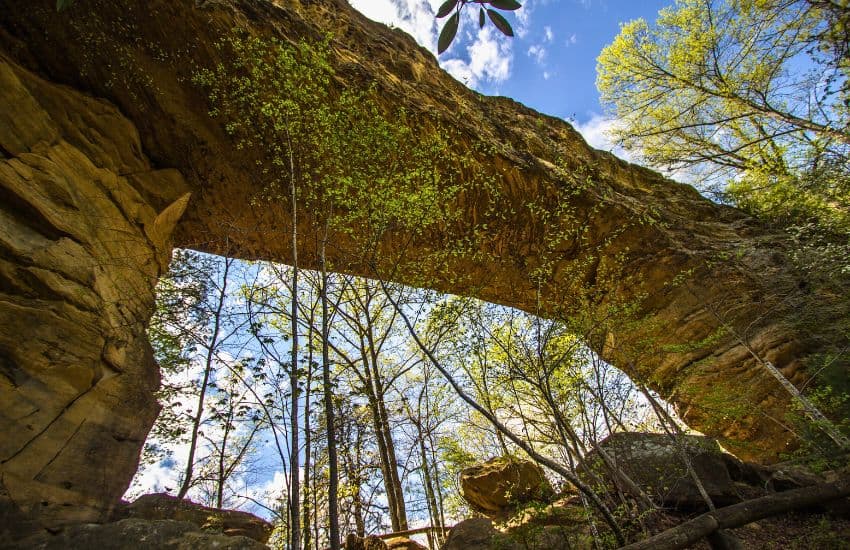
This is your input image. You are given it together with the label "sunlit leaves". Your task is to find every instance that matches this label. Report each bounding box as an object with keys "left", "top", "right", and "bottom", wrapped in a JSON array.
[
  {"left": 436, "top": 0, "right": 521, "bottom": 54},
  {"left": 597, "top": 0, "right": 850, "bottom": 205}
]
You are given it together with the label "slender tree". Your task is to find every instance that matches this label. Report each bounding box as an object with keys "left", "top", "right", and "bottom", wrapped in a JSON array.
[{"left": 177, "top": 256, "right": 235, "bottom": 499}]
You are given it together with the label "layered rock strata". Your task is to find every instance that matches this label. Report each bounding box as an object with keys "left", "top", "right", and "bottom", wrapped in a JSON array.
[
  {"left": 0, "top": 56, "right": 188, "bottom": 533},
  {"left": 0, "top": 0, "right": 844, "bottom": 534}
]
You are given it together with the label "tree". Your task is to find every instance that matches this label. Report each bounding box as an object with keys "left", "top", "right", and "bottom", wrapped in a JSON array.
[
  {"left": 177, "top": 255, "right": 237, "bottom": 499},
  {"left": 331, "top": 278, "right": 415, "bottom": 533},
  {"left": 377, "top": 278, "right": 628, "bottom": 546},
  {"left": 195, "top": 35, "right": 344, "bottom": 549},
  {"left": 597, "top": 0, "right": 849, "bottom": 228},
  {"left": 137, "top": 250, "right": 214, "bottom": 486}
]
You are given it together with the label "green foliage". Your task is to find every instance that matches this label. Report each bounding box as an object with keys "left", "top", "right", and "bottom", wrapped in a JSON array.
[
  {"left": 194, "top": 32, "right": 471, "bottom": 281},
  {"left": 56, "top": 0, "right": 74, "bottom": 11},
  {"left": 142, "top": 250, "right": 220, "bottom": 467},
  {"left": 597, "top": 0, "right": 850, "bottom": 228},
  {"left": 783, "top": 380, "right": 850, "bottom": 471},
  {"left": 436, "top": 0, "right": 521, "bottom": 54}
]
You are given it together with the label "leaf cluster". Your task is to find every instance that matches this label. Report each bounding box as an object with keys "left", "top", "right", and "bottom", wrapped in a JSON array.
[{"left": 436, "top": 0, "right": 522, "bottom": 54}]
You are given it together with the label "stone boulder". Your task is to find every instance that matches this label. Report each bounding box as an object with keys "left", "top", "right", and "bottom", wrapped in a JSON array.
[
  {"left": 17, "top": 518, "right": 267, "bottom": 549},
  {"left": 443, "top": 518, "right": 498, "bottom": 550},
  {"left": 385, "top": 536, "right": 427, "bottom": 550},
  {"left": 345, "top": 533, "right": 388, "bottom": 550},
  {"left": 578, "top": 432, "right": 749, "bottom": 510},
  {"left": 460, "top": 457, "right": 553, "bottom": 516},
  {"left": 121, "top": 493, "right": 273, "bottom": 543},
  {"left": 443, "top": 516, "right": 584, "bottom": 550}
]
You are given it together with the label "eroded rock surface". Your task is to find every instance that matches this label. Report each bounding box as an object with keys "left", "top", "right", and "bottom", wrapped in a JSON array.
[
  {"left": 443, "top": 518, "right": 498, "bottom": 550},
  {"left": 443, "top": 517, "right": 583, "bottom": 550},
  {"left": 0, "top": 55, "right": 189, "bottom": 535},
  {"left": 0, "top": 0, "right": 845, "bottom": 537},
  {"left": 121, "top": 493, "right": 273, "bottom": 543},
  {"left": 578, "top": 432, "right": 745, "bottom": 509},
  {"left": 577, "top": 432, "right": 847, "bottom": 512},
  {"left": 345, "top": 533, "right": 389, "bottom": 550},
  {"left": 460, "top": 457, "right": 553, "bottom": 516},
  {"left": 18, "top": 518, "right": 267, "bottom": 550},
  {"left": 384, "top": 536, "right": 427, "bottom": 550}
]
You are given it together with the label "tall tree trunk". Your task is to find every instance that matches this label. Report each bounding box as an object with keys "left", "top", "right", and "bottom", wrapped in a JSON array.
[
  {"left": 374, "top": 381, "right": 407, "bottom": 531},
  {"left": 288, "top": 136, "right": 301, "bottom": 550},
  {"left": 427, "top": 431, "right": 447, "bottom": 542},
  {"left": 365, "top": 389, "right": 399, "bottom": 530},
  {"left": 312, "top": 439, "right": 320, "bottom": 550},
  {"left": 364, "top": 311, "right": 407, "bottom": 531},
  {"left": 359, "top": 343, "right": 402, "bottom": 531},
  {"left": 216, "top": 405, "right": 233, "bottom": 509},
  {"left": 380, "top": 394, "right": 407, "bottom": 531},
  {"left": 302, "top": 316, "right": 315, "bottom": 550},
  {"left": 417, "top": 425, "right": 440, "bottom": 549},
  {"left": 320, "top": 229, "right": 341, "bottom": 550},
  {"left": 178, "top": 257, "right": 232, "bottom": 500},
  {"left": 343, "top": 422, "right": 367, "bottom": 538},
  {"left": 378, "top": 278, "right": 626, "bottom": 546}
]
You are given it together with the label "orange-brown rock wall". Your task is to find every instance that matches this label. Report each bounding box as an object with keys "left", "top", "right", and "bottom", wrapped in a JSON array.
[{"left": 0, "top": 0, "right": 843, "bottom": 535}]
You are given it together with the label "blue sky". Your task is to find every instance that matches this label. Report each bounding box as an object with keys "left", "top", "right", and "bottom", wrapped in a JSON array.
[{"left": 350, "top": 0, "right": 674, "bottom": 150}]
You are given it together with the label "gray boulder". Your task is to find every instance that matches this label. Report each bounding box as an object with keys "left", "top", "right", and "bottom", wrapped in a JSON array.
[
  {"left": 17, "top": 518, "right": 267, "bottom": 549},
  {"left": 577, "top": 432, "right": 746, "bottom": 510}
]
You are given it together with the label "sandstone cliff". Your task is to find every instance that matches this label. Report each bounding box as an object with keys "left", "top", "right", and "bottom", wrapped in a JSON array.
[{"left": 0, "top": 0, "right": 843, "bottom": 534}]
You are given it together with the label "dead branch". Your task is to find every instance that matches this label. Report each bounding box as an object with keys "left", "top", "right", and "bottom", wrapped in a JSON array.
[{"left": 620, "top": 476, "right": 850, "bottom": 550}]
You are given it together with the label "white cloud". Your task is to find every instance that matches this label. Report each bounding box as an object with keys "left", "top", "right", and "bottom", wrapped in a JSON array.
[
  {"left": 543, "top": 70, "right": 552, "bottom": 80},
  {"left": 574, "top": 113, "right": 632, "bottom": 159},
  {"left": 442, "top": 26, "right": 514, "bottom": 88},
  {"left": 350, "top": 0, "right": 514, "bottom": 91},
  {"left": 566, "top": 33, "right": 578, "bottom": 46},
  {"left": 574, "top": 113, "right": 702, "bottom": 184},
  {"left": 514, "top": 0, "right": 536, "bottom": 37},
  {"left": 527, "top": 44, "right": 547, "bottom": 64},
  {"left": 544, "top": 26, "right": 554, "bottom": 43},
  {"left": 349, "top": 0, "right": 440, "bottom": 52}
]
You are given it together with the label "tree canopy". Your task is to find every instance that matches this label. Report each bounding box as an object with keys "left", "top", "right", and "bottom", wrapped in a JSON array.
[{"left": 597, "top": 0, "right": 849, "bottom": 230}]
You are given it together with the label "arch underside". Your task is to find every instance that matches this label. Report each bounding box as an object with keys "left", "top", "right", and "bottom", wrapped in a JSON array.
[{"left": 0, "top": 0, "right": 842, "bottom": 534}]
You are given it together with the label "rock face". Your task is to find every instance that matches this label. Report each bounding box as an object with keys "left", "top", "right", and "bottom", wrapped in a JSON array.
[
  {"left": 576, "top": 432, "right": 840, "bottom": 511},
  {"left": 443, "top": 518, "right": 498, "bottom": 550},
  {"left": 0, "top": 53, "right": 189, "bottom": 536},
  {"left": 384, "top": 536, "right": 427, "bottom": 550},
  {"left": 579, "top": 433, "right": 746, "bottom": 509},
  {"left": 443, "top": 517, "right": 583, "bottom": 550},
  {"left": 17, "top": 518, "right": 268, "bottom": 550},
  {"left": 121, "top": 493, "right": 273, "bottom": 543},
  {"left": 345, "top": 534, "right": 427, "bottom": 550},
  {"left": 345, "top": 533, "right": 389, "bottom": 550},
  {"left": 460, "top": 457, "right": 553, "bottom": 516},
  {"left": 0, "top": 0, "right": 845, "bottom": 536}
]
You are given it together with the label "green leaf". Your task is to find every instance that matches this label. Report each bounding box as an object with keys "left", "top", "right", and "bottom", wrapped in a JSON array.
[
  {"left": 479, "top": 7, "right": 486, "bottom": 29},
  {"left": 56, "top": 0, "right": 73, "bottom": 11},
  {"left": 436, "top": 0, "right": 458, "bottom": 18},
  {"left": 438, "top": 12, "right": 460, "bottom": 54},
  {"left": 487, "top": 9, "right": 514, "bottom": 37},
  {"left": 489, "top": 0, "right": 522, "bottom": 10}
]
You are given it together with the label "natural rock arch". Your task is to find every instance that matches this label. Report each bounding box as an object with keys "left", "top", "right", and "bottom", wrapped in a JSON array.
[{"left": 0, "top": 0, "right": 842, "bottom": 534}]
